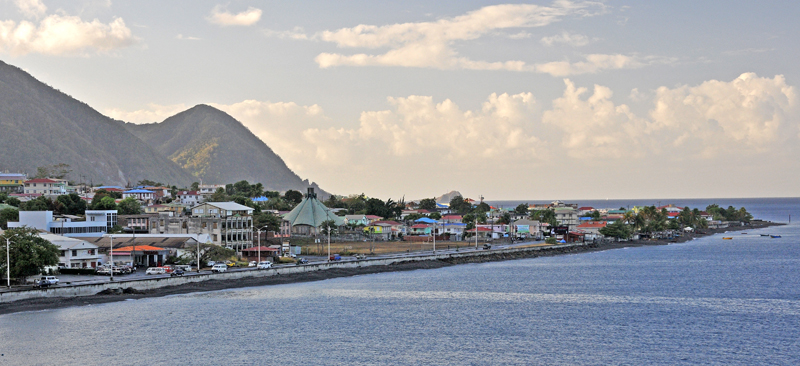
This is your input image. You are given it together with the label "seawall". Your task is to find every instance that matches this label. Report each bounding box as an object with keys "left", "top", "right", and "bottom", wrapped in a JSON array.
[{"left": 0, "top": 242, "right": 589, "bottom": 304}]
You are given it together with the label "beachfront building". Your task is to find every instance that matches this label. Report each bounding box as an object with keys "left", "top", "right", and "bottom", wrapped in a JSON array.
[
  {"left": 190, "top": 201, "right": 254, "bottom": 251},
  {"left": 554, "top": 207, "right": 579, "bottom": 231},
  {"left": 577, "top": 221, "right": 608, "bottom": 241},
  {"left": 40, "top": 233, "right": 102, "bottom": 268},
  {"left": 282, "top": 188, "right": 346, "bottom": 236},
  {"left": 512, "top": 219, "right": 543, "bottom": 240},
  {"left": 24, "top": 178, "right": 66, "bottom": 195},
  {"left": 0, "top": 172, "right": 26, "bottom": 193},
  {"left": 8, "top": 210, "right": 117, "bottom": 237}
]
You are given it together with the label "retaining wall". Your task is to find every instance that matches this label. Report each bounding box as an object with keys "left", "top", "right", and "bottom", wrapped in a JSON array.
[{"left": 0, "top": 243, "right": 583, "bottom": 304}]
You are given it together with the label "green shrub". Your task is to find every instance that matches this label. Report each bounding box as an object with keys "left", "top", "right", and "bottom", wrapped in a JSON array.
[{"left": 545, "top": 237, "right": 557, "bottom": 244}]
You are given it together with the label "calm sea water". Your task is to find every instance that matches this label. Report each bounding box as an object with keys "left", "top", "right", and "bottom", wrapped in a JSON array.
[{"left": 1, "top": 198, "right": 799, "bottom": 365}]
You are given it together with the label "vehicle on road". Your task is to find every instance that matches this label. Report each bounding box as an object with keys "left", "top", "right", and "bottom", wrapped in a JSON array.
[
  {"left": 96, "top": 267, "right": 110, "bottom": 275},
  {"left": 207, "top": 261, "right": 216, "bottom": 267},
  {"left": 483, "top": 243, "right": 492, "bottom": 250},
  {"left": 170, "top": 269, "right": 185, "bottom": 277},
  {"left": 257, "top": 261, "right": 272, "bottom": 269},
  {"left": 296, "top": 258, "right": 309, "bottom": 265},
  {"left": 226, "top": 261, "right": 238, "bottom": 267},
  {"left": 354, "top": 254, "right": 366, "bottom": 260},
  {"left": 248, "top": 261, "right": 257, "bottom": 267},
  {"left": 329, "top": 254, "right": 341, "bottom": 261},
  {"left": 146, "top": 267, "right": 166, "bottom": 275},
  {"left": 37, "top": 276, "right": 59, "bottom": 287},
  {"left": 212, "top": 264, "right": 228, "bottom": 273}
]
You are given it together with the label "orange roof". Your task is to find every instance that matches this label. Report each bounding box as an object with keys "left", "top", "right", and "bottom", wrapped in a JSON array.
[
  {"left": 113, "top": 245, "right": 167, "bottom": 251},
  {"left": 577, "top": 222, "right": 607, "bottom": 228}
]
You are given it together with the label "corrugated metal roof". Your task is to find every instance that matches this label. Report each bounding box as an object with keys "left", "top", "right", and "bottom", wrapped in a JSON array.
[{"left": 283, "top": 195, "right": 345, "bottom": 228}]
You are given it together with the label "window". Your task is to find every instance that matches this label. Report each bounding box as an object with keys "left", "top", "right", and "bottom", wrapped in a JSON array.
[
  {"left": 72, "top": 250, "right": 78, "bottom": 256},
  {"left": 88, "top": 249, "right": 95, "bottom": 255}
]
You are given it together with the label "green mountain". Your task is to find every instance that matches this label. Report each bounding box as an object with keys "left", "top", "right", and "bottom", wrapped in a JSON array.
[
  {"left": 0, "top": 60, "right": 195, "bottom": 187},
  {"left": 125, "top": 104, "right": 326, "bottom": 194}
]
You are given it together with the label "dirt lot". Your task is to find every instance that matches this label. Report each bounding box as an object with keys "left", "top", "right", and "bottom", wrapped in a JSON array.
[{"left": 296, "top": 240, "right": 477, "bottom": 256}]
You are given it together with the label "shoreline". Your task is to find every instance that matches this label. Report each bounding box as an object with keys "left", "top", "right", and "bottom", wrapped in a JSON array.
[{"left": 0, "top": 221, "right": 783, "bottom": 316}]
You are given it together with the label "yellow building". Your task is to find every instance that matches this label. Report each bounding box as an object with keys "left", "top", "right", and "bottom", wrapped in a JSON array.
[{"left": 0, "top": 173, "right": 26, "bottom": 193}]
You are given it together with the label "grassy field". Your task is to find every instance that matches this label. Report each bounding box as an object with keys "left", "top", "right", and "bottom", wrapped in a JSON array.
[{"left": 295, "top": 240, "right": 481, "bottom": 256}]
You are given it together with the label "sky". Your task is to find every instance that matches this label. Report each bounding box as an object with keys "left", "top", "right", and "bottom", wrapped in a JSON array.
[{"left": 1, "top": 0, "right": 799, "bottom": 201}]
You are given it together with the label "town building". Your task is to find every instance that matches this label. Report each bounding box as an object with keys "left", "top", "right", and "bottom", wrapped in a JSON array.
[
  {"left": 190, "top": 201, "right": 254, "bottom": 251},
  {"left": 282, "top": 188, "right": 345, "bottom": 236},
  {"left": 0, "top": 172, "right": 26, "bottom": 193},
  {"left": 40, "top": 233, "right": 102, "bottom": 268},
  {"left": 8, "top": 210, "right": 117, "bottom": 237},
  {"left": 176, "top": 190, "right": 202, "bottom": 206},
  {"left": 24, "top": 178, "right": 66, "bottom": 195},
  {"left": 554, "top": 207, "right": 579, "bottom": 231},
  {"left": 123, "top": 189, "right": 155, "bottom": 202}
]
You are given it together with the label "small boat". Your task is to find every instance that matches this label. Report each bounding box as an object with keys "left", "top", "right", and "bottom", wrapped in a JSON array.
[
  {"left": 741, "top": 232, "right": 747, "bottom": 235},
  {"left": 771, "top": 235, "right": 782, "bottom": 238},
  {"left": 723, "top": 237, "right": 733, "bottom": 240},
  {"left": 761, "top": 234, "right": 770, "bottom": 237}
]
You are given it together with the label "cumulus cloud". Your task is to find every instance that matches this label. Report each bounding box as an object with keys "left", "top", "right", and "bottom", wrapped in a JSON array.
[
  {"left": 311, "top": 1, "right": 631, "bottom": 75},
  {"left": 105, "top": 103, "right": 191, "bottom": 124},
  {"left": 263, "top": 27, "right": 312, "bottom": 40},
  {"left": 176, "top": 34, "right": 201, "bottom": 41},
  {"left": 105, "top": 73, "right": 799, "bottom": 197},
  {"left": 207, "top": 5, "right": 262, "bottom": 27},
  {"left": 647, "top": 73, "right": 797, "bottom": 157},
  {"left": 15, "top": 0, "right": 47, "bottom": 19},
  {"left": 0, "top": 15, "right": 137, "bottom": 56}
]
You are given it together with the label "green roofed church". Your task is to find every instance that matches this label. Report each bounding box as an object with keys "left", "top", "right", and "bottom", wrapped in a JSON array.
[{"left": 282, "top": 188, "right": 345, "bottom": 236}]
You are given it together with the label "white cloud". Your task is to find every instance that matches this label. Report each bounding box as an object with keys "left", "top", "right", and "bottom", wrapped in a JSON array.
[
  {"left": 15, "top": 0, "right": 47, "bottom": 19},
  {"left": 312, "top": 1, "right": 621, "bottom": 74},
  {"left": 540, "top": 31, "right": 589, "bottom": 46},
  {"left": 647, "top": 73, "right": 797, "bottom": 157},
  {"left": 105, "top": 103, "right": 191, "bottom": 124},
  {"left": 104, "top": 73, "right": 800, "bottom": 198},
  {"left": 207, "top": 5, "right": 262, "bottom": 27},
  {"left": 0, "top": 14, "right": 137, "bottom": 56},
  {"left": 263, "top": 27, "right": 312, "bottom": 40},
  {"left": 176, "top": 34, "right": 201, "bottom": 41}
]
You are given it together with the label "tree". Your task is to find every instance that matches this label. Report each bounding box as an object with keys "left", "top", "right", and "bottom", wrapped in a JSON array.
[
  {"left": 56, "top": 193, "right": 87, "bottom": 215},
  {"left": 190, "top": 182, "right": 200, "bottom": 191},
  {"left": 591, "top": 210, "right": 602, "bottom": 220},
  {"left": 20, "top": 196, "right": 53, "bottom": 211},
  {"left": 233, "top": 180, "right": 252, "bottom": 197},
  {"left": 428, "top": 212, "right": 442, "bottom": 220},
  {"left": 5, "top": 197, "right": 20, "bottom": 207},
  {"left": 284, "top": 190, "right": 303, "bottom": 205},
  {"left": 118, "top": 197, "right": 142, "bottom": 215},
  {"left": 319, "top": 219, "right": 338, "bottom": 236},
  {"left": 530, "top": 209, "right": 557, "bottom": 227},
  {"left": 210, "top": 187, "right": 228, "bottom": 202},
  {"left": 0, "top": 227, "right": 59, "bottom": 282},
  {"left": 137, "top": 179, "right": 163, "bottom": 187},
  {"left": 1, "top": 207, "right": 19, "bottom": 229},
  {"left": 253, "top": 212, "right": 281, "bottom": 232},
  {"left": 0, "top": 192, "right": 7, "bottom": 203},
  {"left": 180, "top": 243, "right": 236, "bottom": 267},
  {"left": 34, "top": 163, "right": 71, "bottom": 180},
  {"left": 599, "top": 221, "right": 631, "bottom": 240},
  {"left": 514, "top": 203, "right": 529, "bottom": 216},
  {"left": 93, "top": 196, "right": 117, "bottom": 211},
  {"left": 419, "top": 198, "right": 437, "bottom": 211},
  {"left": 497, "top": 212, "right": 511, "bottom": 225},
  {"left": 449, "top": 195, "right": 472, "bottom": 214}
]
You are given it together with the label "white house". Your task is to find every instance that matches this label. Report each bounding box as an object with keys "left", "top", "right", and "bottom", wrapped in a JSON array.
[
  {"left": 40, "top": 233, "right": 102, "bottom": 268},
  {"left": 176, "top": 190, "right": 202, "bottom": 206},
  {"left": 24, "top": 178, "right": 66, "bottom": 195},
  {"left": 123, "top": 189, "right": 155, "bottom": 201}
]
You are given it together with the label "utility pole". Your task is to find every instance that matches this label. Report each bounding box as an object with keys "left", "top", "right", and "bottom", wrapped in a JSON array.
[{"left": 6, "top": 238, "right": 10, "bottom": 288}]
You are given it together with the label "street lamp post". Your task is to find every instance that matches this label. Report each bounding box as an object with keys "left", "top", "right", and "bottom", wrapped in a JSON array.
[
  {"left": 432, "top": 221, "right": 436, "bottom": 254},
  {"left": 475, "top": 218, "right": 478, "bottom": 249},
  {"left": 6, "top": 238, "right": 10, "bottom": 288},
  {"left": 256, "top": 226, "right": 270, "bottom": 264},
  {"left": 327, "top": 223, "right": 331, "bottom": 261},
  {"left": 109, "top": 235, "right": 114, "bottom": 281}
]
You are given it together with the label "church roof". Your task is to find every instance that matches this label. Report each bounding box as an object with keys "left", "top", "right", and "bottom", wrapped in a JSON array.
[{"left": 283, "top": 188, "right": 345, "bottom": 228}]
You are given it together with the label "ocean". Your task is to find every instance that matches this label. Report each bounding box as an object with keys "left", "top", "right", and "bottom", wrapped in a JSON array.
[{"left": 1, "top": 198, "right": 798, "bottom": 365}]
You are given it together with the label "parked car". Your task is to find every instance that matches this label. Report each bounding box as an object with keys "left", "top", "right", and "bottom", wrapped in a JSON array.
[
  {"left": 354, "top": 254, "right": 366, "bottom": 260},
  {"left": 96, "top": 267, "right": 110, "bottom": 275},
  {"left": 483, "top": 243, "right": 492, "bottom": 250},
  {"left": 39, "top": 276, "right": 59, "bottom": 286},
  {"left": 212, "top": 264, "right": 227, "bottom": 273},
  {"left": 170, "top": 269, "right": 185, "bottom": 277},
  {"left": 329, "top": 254, "right": 341, "bottom": 261},
  {"left": 226, "top": 261, "right": 238, "bottom": 267},
  {"left": 175, "top": 265, "right": 192, "bottom": 272},
  {"left": 296, "top": 258, "right": 309, "bottom": 265},
  {"left": 248, "top": 261, "right": 257, "bottom": 267},
  {"left": 257, "top": 261, "right": 272, "bottom": 269},
  {"left": 146, "top": 267, "right": 166, "bottom": 275},
  {"left": 207, "top": 261, "right": 216, "bottom": 267}
]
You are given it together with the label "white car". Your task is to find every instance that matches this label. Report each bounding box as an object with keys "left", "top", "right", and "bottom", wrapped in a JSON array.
[
  {"left": 257, "top": 261, "right": 272, "bottom": 269},
  {"left": 145, "top": 267, "right": 166, "bottom": 275},
  {"left": 40, "top": 276, "right": 59, "bottom": 285},
  {"left": 211, "top": 264, "right": 227, "bottom": 273},
  {"left": 248, "top": 261, "right": 257, "bottom": 267}
]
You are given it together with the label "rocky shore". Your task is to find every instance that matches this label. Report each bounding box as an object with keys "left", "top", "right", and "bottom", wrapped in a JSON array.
[{"left": 0, "top": 220, "right": 783, "bottom": 316}]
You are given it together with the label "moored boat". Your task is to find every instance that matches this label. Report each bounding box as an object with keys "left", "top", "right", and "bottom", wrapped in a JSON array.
[
  {"left": 771, "top": 235, "right": 781, "bottom": 238},
  {"left": 723, "top": 237, "right": 733, "bottom": 240}
]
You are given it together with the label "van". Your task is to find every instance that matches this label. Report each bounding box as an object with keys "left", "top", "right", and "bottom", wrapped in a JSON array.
[
  {"left": 145, "top": 267, "right": 166, "bottom": 275},
  {"left": 212, "top": 264, "right": 227, "bottom": 273}
]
